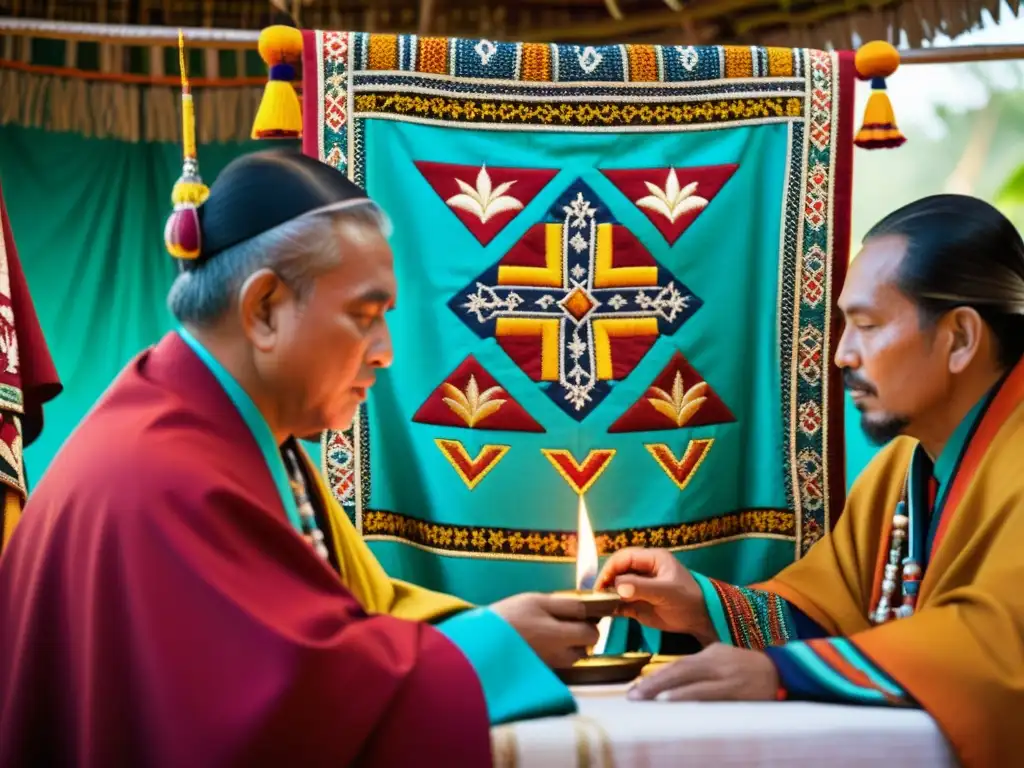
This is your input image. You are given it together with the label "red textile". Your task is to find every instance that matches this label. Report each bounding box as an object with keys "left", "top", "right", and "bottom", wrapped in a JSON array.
[
  {"left": 0, "top": 177, "right": 61, "bottom": 447},
  {"left": 0, "top": 332, "right": 491, "bottom": 768}
]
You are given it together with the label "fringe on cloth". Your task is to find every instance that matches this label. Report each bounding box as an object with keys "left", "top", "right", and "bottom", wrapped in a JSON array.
[{"left": 0, "top": 69, "right": 262, "bottom": 144}]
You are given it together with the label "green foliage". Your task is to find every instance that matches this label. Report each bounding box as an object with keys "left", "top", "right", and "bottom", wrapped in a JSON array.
[{"left": 995, "top": 163, "right": 1024, "bottom": 207}]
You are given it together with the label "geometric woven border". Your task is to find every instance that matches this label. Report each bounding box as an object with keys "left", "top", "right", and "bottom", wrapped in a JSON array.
[{"left": 360, "top": 507, "right": 796, "bottom": 562}]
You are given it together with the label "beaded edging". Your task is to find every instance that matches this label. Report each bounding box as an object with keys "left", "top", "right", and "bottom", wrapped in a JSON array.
[{"left": 709, "top": 578, "right": 796, "bottom": 649}]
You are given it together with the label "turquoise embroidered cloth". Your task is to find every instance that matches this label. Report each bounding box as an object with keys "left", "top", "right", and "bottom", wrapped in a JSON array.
[{"left": 301, "top": 33, "right": 855, "bottom": 650}]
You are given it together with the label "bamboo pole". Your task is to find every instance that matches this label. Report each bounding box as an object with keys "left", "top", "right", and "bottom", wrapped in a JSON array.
[
  {"left": 0, "top": 18, "right": 260, "bottom": 49},
  {"left": 0, "top": 17, "right": 1022, "bottom": 65},
  {"left": 900, "top": 44, "right": 1024, "bottom": 64}
]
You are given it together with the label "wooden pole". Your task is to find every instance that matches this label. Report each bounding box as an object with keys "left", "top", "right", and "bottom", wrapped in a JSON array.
[
  {"left": 0, "top": 18, "right": 260, "bottom": 49},
  {"left": 0, "top": 17, "right": 1022, "bottom": 65},
  {"left": 899, "top": 44, "right": 1024, "bottom": 64}
]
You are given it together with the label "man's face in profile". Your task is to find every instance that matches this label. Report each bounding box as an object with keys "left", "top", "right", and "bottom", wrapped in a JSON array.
[
  {"left": 835, "top": 234, "right": 951, "bottom": 445},
  {"left": 267, "top": 220, "right": 396, "bottom": 437}
]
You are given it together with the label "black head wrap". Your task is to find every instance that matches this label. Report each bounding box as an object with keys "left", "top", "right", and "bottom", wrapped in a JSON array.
[{"left": 165, "top": 149, "right": 386, "bottom": 269}]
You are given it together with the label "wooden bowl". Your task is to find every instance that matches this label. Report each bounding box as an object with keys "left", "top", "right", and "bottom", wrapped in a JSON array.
[
  {"left": 549, "top": 589, "right": 622, "bottom": 619},
  {"left": 639, "top": 654, "right": 683, "bottom": 678},
  {"left": 555, "top": 652, "right": 653, "bottom": 685}
]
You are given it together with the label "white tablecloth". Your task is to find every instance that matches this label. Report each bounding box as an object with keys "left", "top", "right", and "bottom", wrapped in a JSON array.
[{"left": 491, "top": 684, "right": 957, "bottom": 767}]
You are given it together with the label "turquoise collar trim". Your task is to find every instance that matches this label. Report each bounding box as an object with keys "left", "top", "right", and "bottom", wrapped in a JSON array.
[
  {"left": 176, "top": 327, "right": 303, "bottom": 536},
  {"left": 932, "top": 393, "right": 988, "bottom": 513}
]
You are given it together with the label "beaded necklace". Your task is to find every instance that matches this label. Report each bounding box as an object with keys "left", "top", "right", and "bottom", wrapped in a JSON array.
[
  {"left": 282, "top": 446, "right": 331, "bottom": 563},
  {"left": 869, "top": 498, "right": 922, "bottom": 624},
  {"left": 869, "top": 456, "right": 927, "bottom": 625}
]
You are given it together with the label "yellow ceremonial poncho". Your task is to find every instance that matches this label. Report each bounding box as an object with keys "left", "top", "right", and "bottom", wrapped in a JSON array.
[
  {"left": 759, "top": 359, "right": 1024, "bottom": 768},
  {"left": 306, "top": 454, "right": 471, "bottom": 622}
]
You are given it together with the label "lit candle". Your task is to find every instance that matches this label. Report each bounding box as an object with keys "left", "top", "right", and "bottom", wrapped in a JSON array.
[
  {"left": 575, "top": 494, "right": 599, "bottom": 591},
  {"left": 550, "top": 494, "right": 620, "bottom": 620},
  {"left": 577, "top": 495, "right": 612, "bottom": 653}
]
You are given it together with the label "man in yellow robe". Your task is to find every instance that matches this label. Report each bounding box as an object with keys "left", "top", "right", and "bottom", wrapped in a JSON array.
[{"left": 597, "top": 194, "right": 1024, "bottom": 768}]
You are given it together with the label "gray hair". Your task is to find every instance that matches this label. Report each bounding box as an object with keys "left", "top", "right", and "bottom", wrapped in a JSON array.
[{"left": 167, "top": 203, "right": 388, "bottom": 327}]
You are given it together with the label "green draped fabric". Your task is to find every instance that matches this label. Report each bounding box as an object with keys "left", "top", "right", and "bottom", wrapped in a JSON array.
[{"left": 0, "top": 125, "right": 273, "bottom": 486}]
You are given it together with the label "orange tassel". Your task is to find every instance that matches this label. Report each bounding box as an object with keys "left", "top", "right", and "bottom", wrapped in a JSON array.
[{"left": 854, "top": 41, "right": 906, "bottom": 150}]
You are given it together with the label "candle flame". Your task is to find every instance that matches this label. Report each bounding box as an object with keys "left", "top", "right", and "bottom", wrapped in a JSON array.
[
  {"left": 593, "top": 616, "right": 612, "bottom": 656},
  {"left": 576, "top": 494, "right": 599, "bottom": 591}
]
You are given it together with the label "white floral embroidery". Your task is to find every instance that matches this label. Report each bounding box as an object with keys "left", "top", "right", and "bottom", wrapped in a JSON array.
[
  {"left": 475, "top": 39, "right": 497, "bottom": 66},
  {"left": 675, "top": 45, "right": 699, "bottom": 72},
  {"left": 569, "top": 232, "right": 588, "bottom": 254},
  {"left": 462, "top": 283, "right": 523, "bottom": 323},
  {"left": 635, "top": 169, "right": 709, "bottom": 224},
  {"left": 563, "top": 193, "right": 597, "bottom": 229},
  {"left": 446, "top": 165, "right": 523, "bottom": 223},
  {"left": 0, "top": 306, "right": 18, "bottom": 375},
  {"left": 576, "top": 45, "right": 603, "bottom": 74},
  {"left": 635, "top": 283, "right": 690, "bottom": 323}
]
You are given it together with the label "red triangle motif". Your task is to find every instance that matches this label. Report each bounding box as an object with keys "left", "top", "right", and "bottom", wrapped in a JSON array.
[
  {"left": 600, "top": 164, "right": 738, "bottom": 245},
  {"left": 541, "top": 449, "right": 616, "bottom": 495},
  {"left": 436, "top": 439, "right": 510, "bottom": 490},
  {"left": 413, "top": 355, "right": 545, "bottom": 432},
  {"left": 608, "top": 351, "right": 735, "bottom": 433},
  {"left": 646, "top": 439, "right": 713, "bottom": 491},
  {"left": 415, "top": 161, "right": 559, "bottom": 245}
]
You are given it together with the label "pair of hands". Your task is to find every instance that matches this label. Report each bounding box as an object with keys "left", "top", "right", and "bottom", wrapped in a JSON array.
[
  {"left": 488, "top": 547, "right": 708, "bottom": 669},
  {"left": 490, "top": 592, "right": 599, "bottom": 669},
  {"left": 598, "top": 547, "right": 780, "bottom": 702},
  {"left": 493, "top": 547, "right": 779, "bottom": 702}
]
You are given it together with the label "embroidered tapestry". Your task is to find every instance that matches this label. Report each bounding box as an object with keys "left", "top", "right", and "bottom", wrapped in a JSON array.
[{"left": 302, "top": 34, "right": 854, "bottom": 634}]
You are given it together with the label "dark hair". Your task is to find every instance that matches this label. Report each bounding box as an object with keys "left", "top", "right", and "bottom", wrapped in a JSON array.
[{"left": 865, "top": 194, "right": 1024, "bottom": 368}]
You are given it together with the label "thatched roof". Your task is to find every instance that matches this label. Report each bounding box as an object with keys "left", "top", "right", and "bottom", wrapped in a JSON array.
[
  {"left": 0, "top": 0, "right": 1018, "bottom": 145},
  {"left": 3, "top": 0, "right": 1021, "bottom": 50}
]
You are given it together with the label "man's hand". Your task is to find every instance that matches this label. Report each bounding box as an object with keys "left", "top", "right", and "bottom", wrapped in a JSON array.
[
  {"left": 595, "top": 547, "right": 715, "bottom": 642},
  {"left": 627, "top": 644, "right": 780, "bottom": 702},
  {"left": 491, "top": 593, "right": 600, "bottom": 670}
]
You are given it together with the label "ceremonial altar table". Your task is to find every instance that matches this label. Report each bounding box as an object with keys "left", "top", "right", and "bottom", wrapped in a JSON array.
[{"left": 491, "top": 687, "right": 957, "bottom": 767}]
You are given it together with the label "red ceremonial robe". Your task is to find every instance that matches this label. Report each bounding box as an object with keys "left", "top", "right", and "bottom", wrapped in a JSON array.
[{"left": 0, "top": 333, "right": 491, "bottom": 767}]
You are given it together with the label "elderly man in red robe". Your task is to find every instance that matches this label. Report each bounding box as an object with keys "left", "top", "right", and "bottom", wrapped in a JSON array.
[{"left": 0, "top": 146, "right": 599, "bottom": 768}]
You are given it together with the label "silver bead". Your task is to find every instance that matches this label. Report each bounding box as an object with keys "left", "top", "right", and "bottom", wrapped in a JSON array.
[
  {"left": 881, "top": 578, "right": 897, "bottom": 595},
  {"left": 902, "top": 561, "right": 922, "bottom": 579},
  {"left": 892, "top": 514, "right": 909, "bottom": 530},
  {"left": 884, "top": 563, "right": 899, "bottom": 579},
  {"left": 894, "top": 605, "right": 914, "bottom": 619}
]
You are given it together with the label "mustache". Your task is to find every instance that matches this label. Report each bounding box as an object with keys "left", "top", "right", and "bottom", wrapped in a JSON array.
[{"left": 842, "top": 369, "right": 876, "bottom": 395}]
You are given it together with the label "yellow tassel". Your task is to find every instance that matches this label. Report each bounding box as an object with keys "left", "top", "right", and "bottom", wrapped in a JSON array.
[
  {"left": 171, "top": 179, "right": 210, "bottom": 207},
  {"left": 164, "top": 29, "right": 208, "bottom": 262},
  {"left": 854, "top": 41, "right": 906, "bottom": 150},
  {"left": 252, "top": 25, "right": 304, "bottom": 140}
]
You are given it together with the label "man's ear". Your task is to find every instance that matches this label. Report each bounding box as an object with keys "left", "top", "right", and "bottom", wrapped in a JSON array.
[
  {"left": 945, "top": 306, "right": 984, "bottom": 375},
  {"left": 238, "top": 269, "right": 291, "bottom": 351}
]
